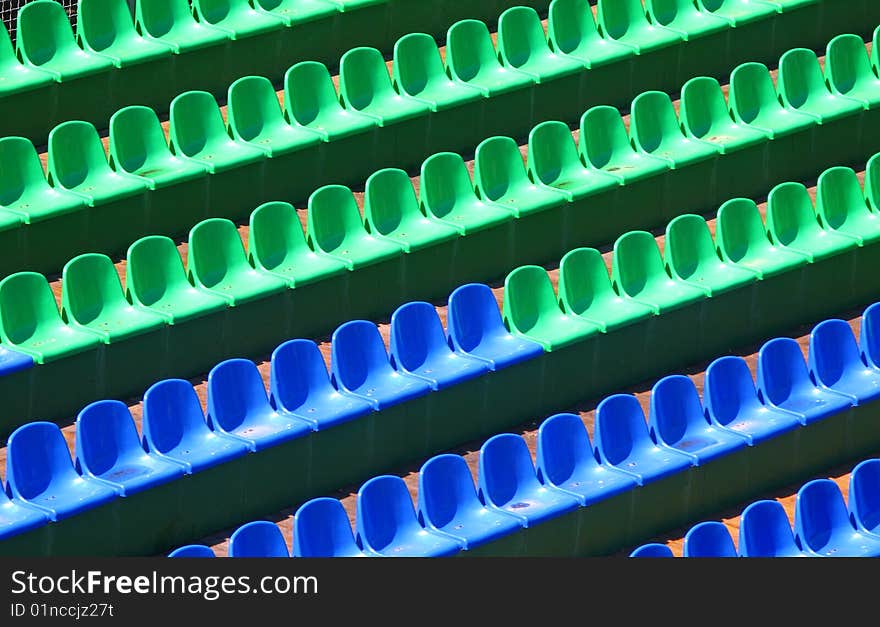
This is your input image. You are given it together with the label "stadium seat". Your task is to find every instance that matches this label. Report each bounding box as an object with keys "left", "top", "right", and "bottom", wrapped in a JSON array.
[
  {"left": 191, "top": 0, "right": 285, "bottom": 39},
  {"left": 77, "top": 0, "right": 174, "bottom": 68},
  {"left": 682, "top": 521, "right": 738, "bottom": 557},
  {"left": 739, "top": 499, "right": 809, "bottom": 557},
  {"left": 778, "top": 48, "right": 863, "bottom": 123},
  {"left": 293, "top": 497, "right": 378, "bottom": 557},
  {"left": 809, "top": 319, "right": 880, "bottom": 405},
  {"left": 548, "top": 0, "right": 636, "bottom": 69},
  {"left": 0, "top": 20, "right": 54, "bottom": 96},
  {"left": 629, "top": 543, "right": 674, "bottom": 557},
  {"left": 0, "top": 482, "right": 49, "bottom": 543},
  {"left": 815, "top": 167, "right": 880, "bottom": 246},
  {"left": 168, "top": 545, "right": 216, "bottom": 557},
  {"left": 680, "top": 75, "right": 771, "bottom": 153},
  {"left": 135, "top": 0, "right": 230, "bottom": 55},
  {"left": 825, "top": 34, "right": 880, "bottom": 110},
  {"left": 794, "top": 479, "right": 880, "bottom": 557},
  {"left": 849, "top": 459, "right": 880, "bottom": 538},
  {"left": 228, "top": 521, "right": 289, "bottom": 557}
]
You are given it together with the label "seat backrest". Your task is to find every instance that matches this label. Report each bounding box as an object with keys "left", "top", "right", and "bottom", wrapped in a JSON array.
[
  {"left": 392, "top": 33, "right": 446, "bottom": 97},
  {"left": 270, "top": 338, "right": 333, "bottom": 413},
  {"left": 580, "top": 105, "right": 633, "bottom": 169},
  {"left": 597, "top": 0, "right": 646, "bottom": 41},
  {"left": 630, "top": 91, "right": 681, "bottom": 153},
  {"left": 558, "top": 247, "right": 616, "bottom": 317},
  {"left": 778, "top": 48, "right": 825, "bottom": 110},
  {"left": 446, "top": 19, "right": 500, "bottom": 83},
  {"left": 611, "top": 231, "right": 665, "bottom": 298},
  {"left": 48, "top": 121, "right": 113, "bottom": 190},
  {"left": 248, "top": 201, "right": 310, "bottom": 272},
  {"left": 850, "top": 459, "right": 880, "bottom": 534},
  {"left": 474, "top": 136, "right": 528, "bottom": 203},
  {"left": 6, "top": 421, "right": 78, "bottom": 500},
  {"left": 594, "top": 394, "right": 649, "bottom": 466},
  {"left": 757, "top": 337, "right": 815, "bottom": 406},
  {"left": 389, "top": 301, "right": 450, "bottom": 373},
  {"left": 683, "top": 521, "right": 738, "bottom": 557},
  {"left": 109, "top": 106, "right": 175, "bottom": 175},
  {"left": 17, "top": 0, "right": 79, "bottom": 67},
  {"left": 364, "top": 168, "right": 420, "bottom": 236},
  {"left": 766, "top": 182, "right": 820, "bottom": 247},
  {"left": 826, "top": 34, "right": 873, "bottom": 96},
  {"left": 794, "top": 479, "right": 852, "bottom": 550},
  {"left": 646, "top": 0, "right": 699, "bottom": 27},
  {"left": 136, "top": 0, "right": 192, "bottom": 39},
  {"left": 527, "top": 120, "right": 582, "bottom": 184},
  {"left": 0, "top": 137, "right": 53, "bottom": 206},
  {"left": 0, "top": 20, "right": 17, "bottom": 72},
  {"left": 740, "top": 500, "right": 802, "bottom": 557},
  {"left": 680, "top": 76, "right": 732, "bottom": 140},
  {"left": 630, "top": 543, "right": 674, "bottom": 557},
  {"left": 808, "top": 319, "right": 861, "bottom": 389},
  {"left": 420, "top": 152, "right": 476, "bottom": 219},
  {"left": 142, "top": 378, "right": 209, "bottom": 456},
  {"left": 729, "top": 62, "right": 780, "bottom": 125},
  {"left": 293, "top": 497, "right": 362, "bottom": 557},
  {"left": 339, "top": 46, "right": 395, "bottom": 112},
  {"left": 715, "top": 198, "right": 771, "bottom": 265},
  {"left": 418, "top": 454, "right": 482, "bottom": 529},
  {"left": 62, "top": 253, "right": 127, "bottom": 326},
  {"left": 75, "top": 399, "right": 142, "bottom": 478},
  {"left": 227, "top": 75, "right": 284, "bottom": 142},
  {"left": 169, "top": 91, "right": 227, "bottom": 157},
  {"left": 306, "top": 185, "right": 364, "bottom": 253},
  {"left": 862, "top": 302, "right": 880, "bottom": 369},
  {"left": 704, "top": 356, "right": 762, "bottom": 428},
  {"left": 356, "top": 475, "right": 421, "bottom": 551},
  {"left": 665, "top": 214, "right": 719, "bottom": 281},
  {"left": 188, "top": 218, "right": 249, "bottom": 287},
  {"left": 168, "top": 545, "right": 216, "bottom": 557},
  {"left": 649, "top": 375, "right": 706, "bottom": 448},
  {"left": 497, "top": 6, "right": 548, "bottom": 69},
  {"left": 535, "top": 412, "right": 598, "bottom": 487},
  {"left": 284, "top": 61, "right": 343, "bottom": 126},
  {"left": 867, "top": 152, "right": 880, "bottom": 213},
  {"left": 193, "top": 0, "right": 234, "bottom": 26},
  {"left": 447, "top": 283, "right": 507, "bottom": 354},
  {"left": 816, "top": 166, "right": 867, "bottom": 232},
  {"left": 503, "top": 265, "right": 560, "bottom": 335},
  {"left": 126, "top": 235, "right": 190, "bottom": 307},
  {"left": 0, "top": 272, "right": 65, "bottom": 345},
  {"left": 330, "top": 320, "right": 392, "bottom": 392},
  {"left": 548, "top": 0, "right": 603, "bottom": 56},
  {"left": 228, "top": 521, "right": 289, "bottom": 557},
  {"left": 78, "top": 0, "right": 138, "bottom": 53},
  {"left": 478, "top": 433, "right": 541, "bottom": 507},
  {"left": 207, "top": 358, "right": 271, "bottom": 433}
]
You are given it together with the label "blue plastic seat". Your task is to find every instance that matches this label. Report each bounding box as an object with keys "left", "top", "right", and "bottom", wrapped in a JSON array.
[
  {"left": 0, "top": 482, "right": 49, "bottom": 542},
  {"left": 861, "top": 302, "right": 880, "bottom": 371},
  {"left": 389, "top": 301, "right": 489, "bottom": 390},
  {"left": 269, "top": 339, "right": 374, "bottom": 430},
  {"left": 649, "top": 375, "right": 749, "bottom": 464},
  {"left": 356, "top": 475, "right": 462, "bottom": 557},
  {"left": 739, "top": 500, "right": 809, "bottom": 557},
  {"left": 206, "top": 358, "right": 312, "bottom": 452},
  {"left": 683, "top": 521, "right": 738, "bottom": 557},
  {"left": 75, "top": 400, "right": 185, "bottom": 496},
  {"left": 756, "top": 337, "right": 854, "bottom": 424},
  {"left": 330, "top": 320, "right": 432, "bottom": 410},
  {"left": 5, "top": 422, "right": 118, "bottom": 521},
  {"left": 703, "top": 356, "right": 802, "bottom": 444},
  {"left": 478, "top": 434, "right": 580, "bottom": 527},
  {"left": 629, "top": 543, "right": 674, "bottom": 557},
  {"left": 446, "top": 283, "right": 545, "bottom": 370},
  {"left": 794, "top": 479, "right": 880, "bottom": 557},
  {"left": 168, "top": 545, "right": 216, "bottom": 557},
  {"left": 849, "top": 459, "right": 880, "bottom": 538},
  {"left": 293, "top": 497, "right": 378, "bottom": 557},
  {"left": 418, "top": 454, "right": 523, "bottom": 550},
  {"left": 809, "top": 319, "right": 880, "bottom": 405},
  {"left": 594, "top": 394, "right": 694, "bottom": 485},
  {"left": 228, "top": 520, "right": 290, "bottom": 557},
  {"left": 535, "top": 413, "right": 638, "bottom": 506},
  {"left": 142, "top": 379, "right": 250, "bottom": 473},
  {"left": 0, "top": 347, "right": 35, "bottom": 378}
]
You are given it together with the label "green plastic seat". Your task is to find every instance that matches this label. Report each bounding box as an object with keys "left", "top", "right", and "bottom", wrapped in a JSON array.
[
  {"left": 630, "top": 91, "right": 720, "bottom": 167},
  {"left": 392, "top": 33, "right": 485, "bottom": 111},
  {"left": 646, "top": 0, "right": 732, "bottom": 38},
  {"left": 363, "top": 168, "right": 460, "bottom": 253},
  {"left": 866, "top": 153, "right": 880, "bottom": 213},
  {"left": 135, "top": 0, "right": 230, "bottom": 53},
  {"left": 109, "top": 106, "right": 208, "bottom": 188},
  {"left": 61, "top": 253, "right": 166, "bottom": 342},
  {"left": 503, "top": 265, "right": 601, "bottom": 351},
  {"left": 0, "top": 20, "right": 55, "bottom": 96},
  {"left": 169, "top": 91, "right": 267, "bottom": 173},
  {"left": 419, "top": 152, "right": 514, "bottom": 235},
  {"left": 816, "top": 167, "right": 880, "bottom": 246},
  {"left": 248, "top": 201, "right": 348, "bottom": 286},
  {"left": 777, "top": 48, "right": 863, "bottom": 123},
  {"left": 446, "top": 20, "right": 536, "bottom": 96},
  {"left": 728, "top": 62, "right": 817, "bottom": 137},
  {"left": 187, "top": 218, "right": 287, "bottom": 305},
  {"left": 192, "top": 0, "right": 285, "bottom": 38},
  {"left": 0, "top": 272, "right": 102, "bottom": 363},
  {"left": 254, "top": 0, "right": 337, "bottom": 25},
  {"left": 715, "top": 198, "right": 809, "bottom": 278},
  {"left": 825, "top": 34, "right": 880, "bottom": 109},
  {"left": 579, "top": 105, "right": 669, "bottom": 183},
  {"left": 227, "top": 76, "right": 323, "bottom": 156},
  {"left": 284, "top": 61, "right": 377, "bottom": 139},
  {"left": 126, "top": 236, "right": 229, "bottom": 323},
  {"left": 47, "top": 121, "right": 148, "bottom": 205},
  {"left": 558, "top": 247, "right": 655, "bottom": 331},
  {"left": 766, "top": 182, "right": 858, "bottom": 262},
  {"left": 597, "top": 0, "right": 683, "bottom": 52},
  {"left": 665, "top": 214, "right": 757, "bottom": 295},
  {"left": 526, "top": 121, "right": 621, "bottom": 201},
  {"left": 16, "top": 0, "right": 115, "bottom": 80},
  {"left": 339, "top": 47, "right": 431, "bottom": 124},
  {"left": 611, "top": 231, "right": 707, "bottom": 313},
  {"left": 306, "top": 185, "right": 403, "bottom": 269},
  {"left": 548, "top": 0, "right": 636, "bottom": 68},
  {"left": 697, "top": 0, "right": 778, "bottom": 23},
  {"left": 0, "top": 137, "right": 86, "bottom": 223},
  {"left": 77, "top": 0, "right": 174, "bottom": 67},
  {"left": 679, "top": 76, "right": 771, "bottom": 154},
  {"left": 497, "top": 6, "right": 583, "bottom": 82}
]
